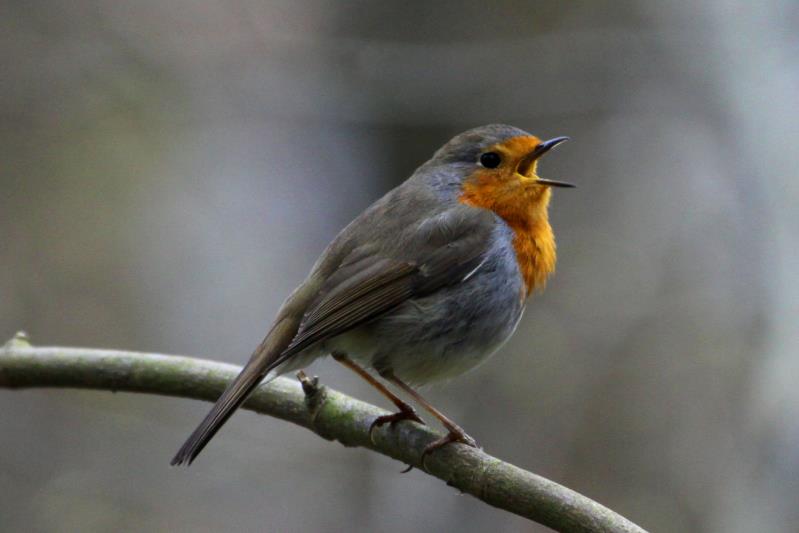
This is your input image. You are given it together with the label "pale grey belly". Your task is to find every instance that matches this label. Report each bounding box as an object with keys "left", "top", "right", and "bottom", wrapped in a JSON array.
[{"left": 322, "top": 266, "right": 526, "bottom": 386}]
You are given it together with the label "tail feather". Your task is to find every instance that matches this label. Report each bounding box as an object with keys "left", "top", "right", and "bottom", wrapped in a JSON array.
[
  {"left": 171, "top": 315, "right": 305, "bottom": 466},
  {"left": 170, "top": 362, "right": 278, "bottom": 466}
]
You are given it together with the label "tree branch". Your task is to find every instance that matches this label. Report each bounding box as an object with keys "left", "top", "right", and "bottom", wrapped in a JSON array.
[{"left": 0, "top": 332, "right": 646, "bottom": 533}]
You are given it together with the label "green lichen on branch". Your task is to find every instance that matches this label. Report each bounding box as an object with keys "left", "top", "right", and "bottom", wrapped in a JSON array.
[{"left": 0, "top": 332, "right": 646, "bottom": 533}]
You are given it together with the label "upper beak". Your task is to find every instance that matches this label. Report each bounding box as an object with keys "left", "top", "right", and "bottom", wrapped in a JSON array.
[{"left": 517, "top": 136, "right": 575, "bottom": 188}]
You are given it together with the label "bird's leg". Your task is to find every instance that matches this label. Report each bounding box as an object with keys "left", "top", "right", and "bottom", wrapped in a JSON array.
[
  {"left": 331, "top": 353, "right": 425, "bottom": 439},
  {"left": 380, "top": 370, "right": 478, "bottom": 464}
]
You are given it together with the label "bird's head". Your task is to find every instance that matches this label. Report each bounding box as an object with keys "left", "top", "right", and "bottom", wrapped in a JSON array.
[{"left": 430, "top": 124, "right": 573, "bottom": 219}]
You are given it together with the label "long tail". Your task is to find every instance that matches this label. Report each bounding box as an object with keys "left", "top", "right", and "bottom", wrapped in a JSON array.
[
  {"left": 170, "top": 358, "right": 280, "bottom": 466},
  {"left": 170, "top": 316, "right": 303, "bottom": 466},
  {"left": 170, "top": 266, "right": 328, "bottom": 465}
]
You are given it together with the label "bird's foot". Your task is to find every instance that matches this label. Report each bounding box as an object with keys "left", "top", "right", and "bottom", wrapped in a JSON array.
[
  {"left": 420, "top": 428, "right": 478, "bottom": 470},
  {"left": 369, "top": 406, "right": 425, "bottom": 443}
]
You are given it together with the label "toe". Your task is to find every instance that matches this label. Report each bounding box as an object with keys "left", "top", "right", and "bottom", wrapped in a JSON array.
[
  {"left": 419, "top": 430, "right": 479, "bottom": 470},
  {"left": 369, "top": 409, "right": 426, "bottom": 442}
]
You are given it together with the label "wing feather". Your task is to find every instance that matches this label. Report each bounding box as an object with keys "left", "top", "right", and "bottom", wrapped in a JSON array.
[{"left": 275, "top": 207, "right": 498, "bottom": 365}]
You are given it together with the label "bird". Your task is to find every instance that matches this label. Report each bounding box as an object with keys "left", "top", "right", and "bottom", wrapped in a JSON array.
[{"left": 171, "top": 124, "right": 573, "bottom": 466}]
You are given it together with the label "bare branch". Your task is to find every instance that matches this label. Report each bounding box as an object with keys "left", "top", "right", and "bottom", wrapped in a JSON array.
[{"left": 0, "top": 332, "right": 646, "bottom": 533}]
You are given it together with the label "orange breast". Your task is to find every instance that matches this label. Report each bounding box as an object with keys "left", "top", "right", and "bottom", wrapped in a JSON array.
[
  {"left": 459, "top": 175, "right": 556, "bottom": 296},
  {"left": 508, "top": 218, "right": 556, "bottom": 296}
]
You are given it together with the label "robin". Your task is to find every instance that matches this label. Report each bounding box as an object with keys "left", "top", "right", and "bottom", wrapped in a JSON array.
[{"left": 171, "top": 124, "right": 573, "bottom": 466}]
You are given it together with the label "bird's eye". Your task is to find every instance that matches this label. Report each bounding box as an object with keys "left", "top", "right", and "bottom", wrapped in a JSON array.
[{"left": 479, "top": 152, "right": 502, "bottom": 168}]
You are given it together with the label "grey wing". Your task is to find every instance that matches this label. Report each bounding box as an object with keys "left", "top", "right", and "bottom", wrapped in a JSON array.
[{"left": 274, "top": 206, "right": 498, "bottom": 366}]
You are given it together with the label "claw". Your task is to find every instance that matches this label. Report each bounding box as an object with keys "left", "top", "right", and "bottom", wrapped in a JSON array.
[
  {"left": 420, "top": 430, "right": 479, "bottom": 471},
  {"left": 368, "top": 407, "right": 425, "bottom": 445}
]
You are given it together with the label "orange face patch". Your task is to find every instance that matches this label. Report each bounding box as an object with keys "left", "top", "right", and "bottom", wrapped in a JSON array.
[
  {"left": 493, "top": 135, "right": 541, "bottom": 172},
  {"left": 458, "top": 136, "right": 557, "bottom": 296}
]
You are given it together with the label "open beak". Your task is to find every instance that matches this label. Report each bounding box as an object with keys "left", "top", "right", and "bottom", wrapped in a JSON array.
[
  {"left": 534, "top": 177, "right": 575, "bottom": 188},
  {"left": 517, "top": 136, "right": 575, "bottom": 188}
]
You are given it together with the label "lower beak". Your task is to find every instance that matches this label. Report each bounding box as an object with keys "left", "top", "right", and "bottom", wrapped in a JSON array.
[
  {"left": 517, "top": 136, "right": 575, "bottom": 188},
  {"left": 534, "top": 177, "right": 576, "bottom": 188}
]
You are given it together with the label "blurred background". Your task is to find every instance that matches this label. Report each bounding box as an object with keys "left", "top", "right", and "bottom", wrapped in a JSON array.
[{"left": 2, "top": 1, "right": 798, "bottom": 532}]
